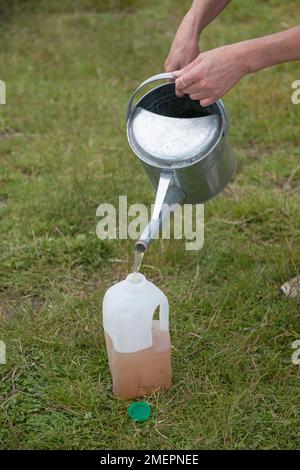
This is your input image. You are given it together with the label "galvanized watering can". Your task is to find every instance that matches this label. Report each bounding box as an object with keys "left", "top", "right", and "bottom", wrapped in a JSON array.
[{"left": 126, "top": 73, "right": 235, "bottom": 250}]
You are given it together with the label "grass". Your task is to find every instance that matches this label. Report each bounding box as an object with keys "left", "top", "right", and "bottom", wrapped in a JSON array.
[{"left": 0, "top": 0, "right": 300, "bottom": 450}]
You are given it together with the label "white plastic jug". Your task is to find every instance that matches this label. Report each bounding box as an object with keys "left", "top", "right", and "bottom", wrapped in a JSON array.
[{"left": 102, "top": 272, "right": 171, "bottom": 399}]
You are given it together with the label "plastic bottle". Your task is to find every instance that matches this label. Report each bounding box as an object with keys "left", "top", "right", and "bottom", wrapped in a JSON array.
[{"left": 102, "top": 273, "right": 171, "bottom": 399}]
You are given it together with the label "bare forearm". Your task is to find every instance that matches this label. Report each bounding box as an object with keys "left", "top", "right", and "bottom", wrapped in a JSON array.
[
  {"left": 172, "top": 14, "right": 300, "bottom": 105},
  {"left": 240, "top": 26, "right": 300, "bottom": 73},
  {"left": 189, "top": 0, "right": 231, "bottom": 34}
]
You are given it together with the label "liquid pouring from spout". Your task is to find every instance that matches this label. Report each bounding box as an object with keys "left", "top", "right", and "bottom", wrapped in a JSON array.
[{"left": 132, "top": 243, "right": 146, "bottom": 273}]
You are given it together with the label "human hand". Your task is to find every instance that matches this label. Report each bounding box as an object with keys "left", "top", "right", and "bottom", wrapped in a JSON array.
[
  {"left": 164, "top": 9, "right": 200, "bottom": 73},
  {"left": 173, "top": 43, "right": 249, "bottom": 105}
]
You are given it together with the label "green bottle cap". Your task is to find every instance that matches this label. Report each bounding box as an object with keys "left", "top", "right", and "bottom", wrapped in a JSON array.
[{"left": 128, "top": 401, "right": 151, "bottom": 422}]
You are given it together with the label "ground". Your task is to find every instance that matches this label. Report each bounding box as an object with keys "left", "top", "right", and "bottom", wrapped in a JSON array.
[{"left": 0, "top": 0, "right": 300, "bottom": 450}]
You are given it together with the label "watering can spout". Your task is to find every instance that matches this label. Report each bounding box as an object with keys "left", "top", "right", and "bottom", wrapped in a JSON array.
[
  {"left": 127, "top": 73, "right": 235, "bottom": 253},
  {"left": 136, "top": 172, "right": 185, "bottom": 251}
]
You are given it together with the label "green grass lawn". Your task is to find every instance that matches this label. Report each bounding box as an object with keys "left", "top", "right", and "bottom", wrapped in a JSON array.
[{"left": 1, "top": 0, "right": 300, "bottom": 450}]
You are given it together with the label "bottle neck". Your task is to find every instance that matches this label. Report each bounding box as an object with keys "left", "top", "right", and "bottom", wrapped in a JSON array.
[{"left": 125, "top": 273, "right": 146, "bottom": 290}]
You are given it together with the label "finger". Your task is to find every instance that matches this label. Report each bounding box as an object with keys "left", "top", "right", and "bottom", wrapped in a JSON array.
[
  {"left": 175, "top": 59, "right": 204, "bottom": 91},
  {"left": 175, "top": 87, "right": 185, "bottom": 98},
  {"left": 173, "top": 56, "right": 199, "bottom": 77},
  {"left": 175, "top": 74, "right": 195, "bottom": 92},
  {"left": 172, "top": 69, "right": 183, "bottom": 77},
  {"left": 170, "top": 72, "right": 184, "bottom": 96},
  {"left": 190, "top": 92, "right": 210, "bottom": 101},
  {"left": 173, "top": 67, "right": 194, "bottom": 90},
  {"left": 179, "top": 62, "right": 205, "bottom": 90},
  {"left": 182, "top": 83, "right": 208, "bottom": 94},
  {"left": 200, "top": 97, "right": 217, "bottom": 107}
]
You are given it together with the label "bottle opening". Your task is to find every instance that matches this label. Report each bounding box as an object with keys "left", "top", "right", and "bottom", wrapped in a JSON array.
[{"left": 126, "top": 273, "right": 146, "bottom": 285}]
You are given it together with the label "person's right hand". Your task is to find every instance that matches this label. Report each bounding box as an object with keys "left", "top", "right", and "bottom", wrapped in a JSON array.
[
  {"left": 164, "top": 9, "right": 200, "bottom": 74},
  {"left": 173, "top": 42, "right": 249, "bottom": 106}
]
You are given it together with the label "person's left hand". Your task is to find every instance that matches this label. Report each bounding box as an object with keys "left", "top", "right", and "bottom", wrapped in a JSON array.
[{"left": 173, "top": 43, "right": 249, "bottom": 106}]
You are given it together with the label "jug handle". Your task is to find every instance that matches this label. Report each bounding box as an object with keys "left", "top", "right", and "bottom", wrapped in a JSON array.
[
  {"left": 158, "top": 294, "right": 169, "bottom": 332},
  {"left": 126, "top": 72, "right": 175, "bottom": 121}
]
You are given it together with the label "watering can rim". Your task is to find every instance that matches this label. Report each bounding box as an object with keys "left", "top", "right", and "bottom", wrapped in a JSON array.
[
  {"left": 127, "top": 88, "right": 228, "bottom": 169},
  {"left": 126, "top": 73, "right": 228, "bottom": 169}
]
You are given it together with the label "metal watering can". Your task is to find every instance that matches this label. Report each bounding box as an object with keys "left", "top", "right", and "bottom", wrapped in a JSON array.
[{"left": 126, "top": 73, "right": 235, "bottom": 251}]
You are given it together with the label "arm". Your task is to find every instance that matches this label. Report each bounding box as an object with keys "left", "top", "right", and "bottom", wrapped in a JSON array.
[
  {"left": 165, "top": 0, "right": 231, "bottom": 72},
  {"left": 174, "top": 26, "right": 300, "bottom": 106},
  {"left": 244, "top": 26, "right": 300, "bottom": 72},
  {"left": 188, "top": 0, "right": 232, "bottom": 32}
]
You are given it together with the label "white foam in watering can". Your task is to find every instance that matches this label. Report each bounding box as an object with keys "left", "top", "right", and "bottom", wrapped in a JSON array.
[
  {"left": 103, "top": 273, "right": 171, "bottom": 399},
  {"left": 126, "top": 72, "right": 236, "bottom": 250}
]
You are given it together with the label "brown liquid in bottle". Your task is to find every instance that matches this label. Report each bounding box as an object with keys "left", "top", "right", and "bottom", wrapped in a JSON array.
[{"left": 105, "top": 320, "right": 171, "bottom": 399}]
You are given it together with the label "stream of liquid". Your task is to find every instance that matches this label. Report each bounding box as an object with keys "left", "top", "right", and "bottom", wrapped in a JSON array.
[{"left": 132, "top": 244, "right": 145, "bottom": 273}]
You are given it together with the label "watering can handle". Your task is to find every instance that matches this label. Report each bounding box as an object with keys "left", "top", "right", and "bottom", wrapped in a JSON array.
[{"left": 126, "top": 72, "right": 175, "bottom": 121}]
